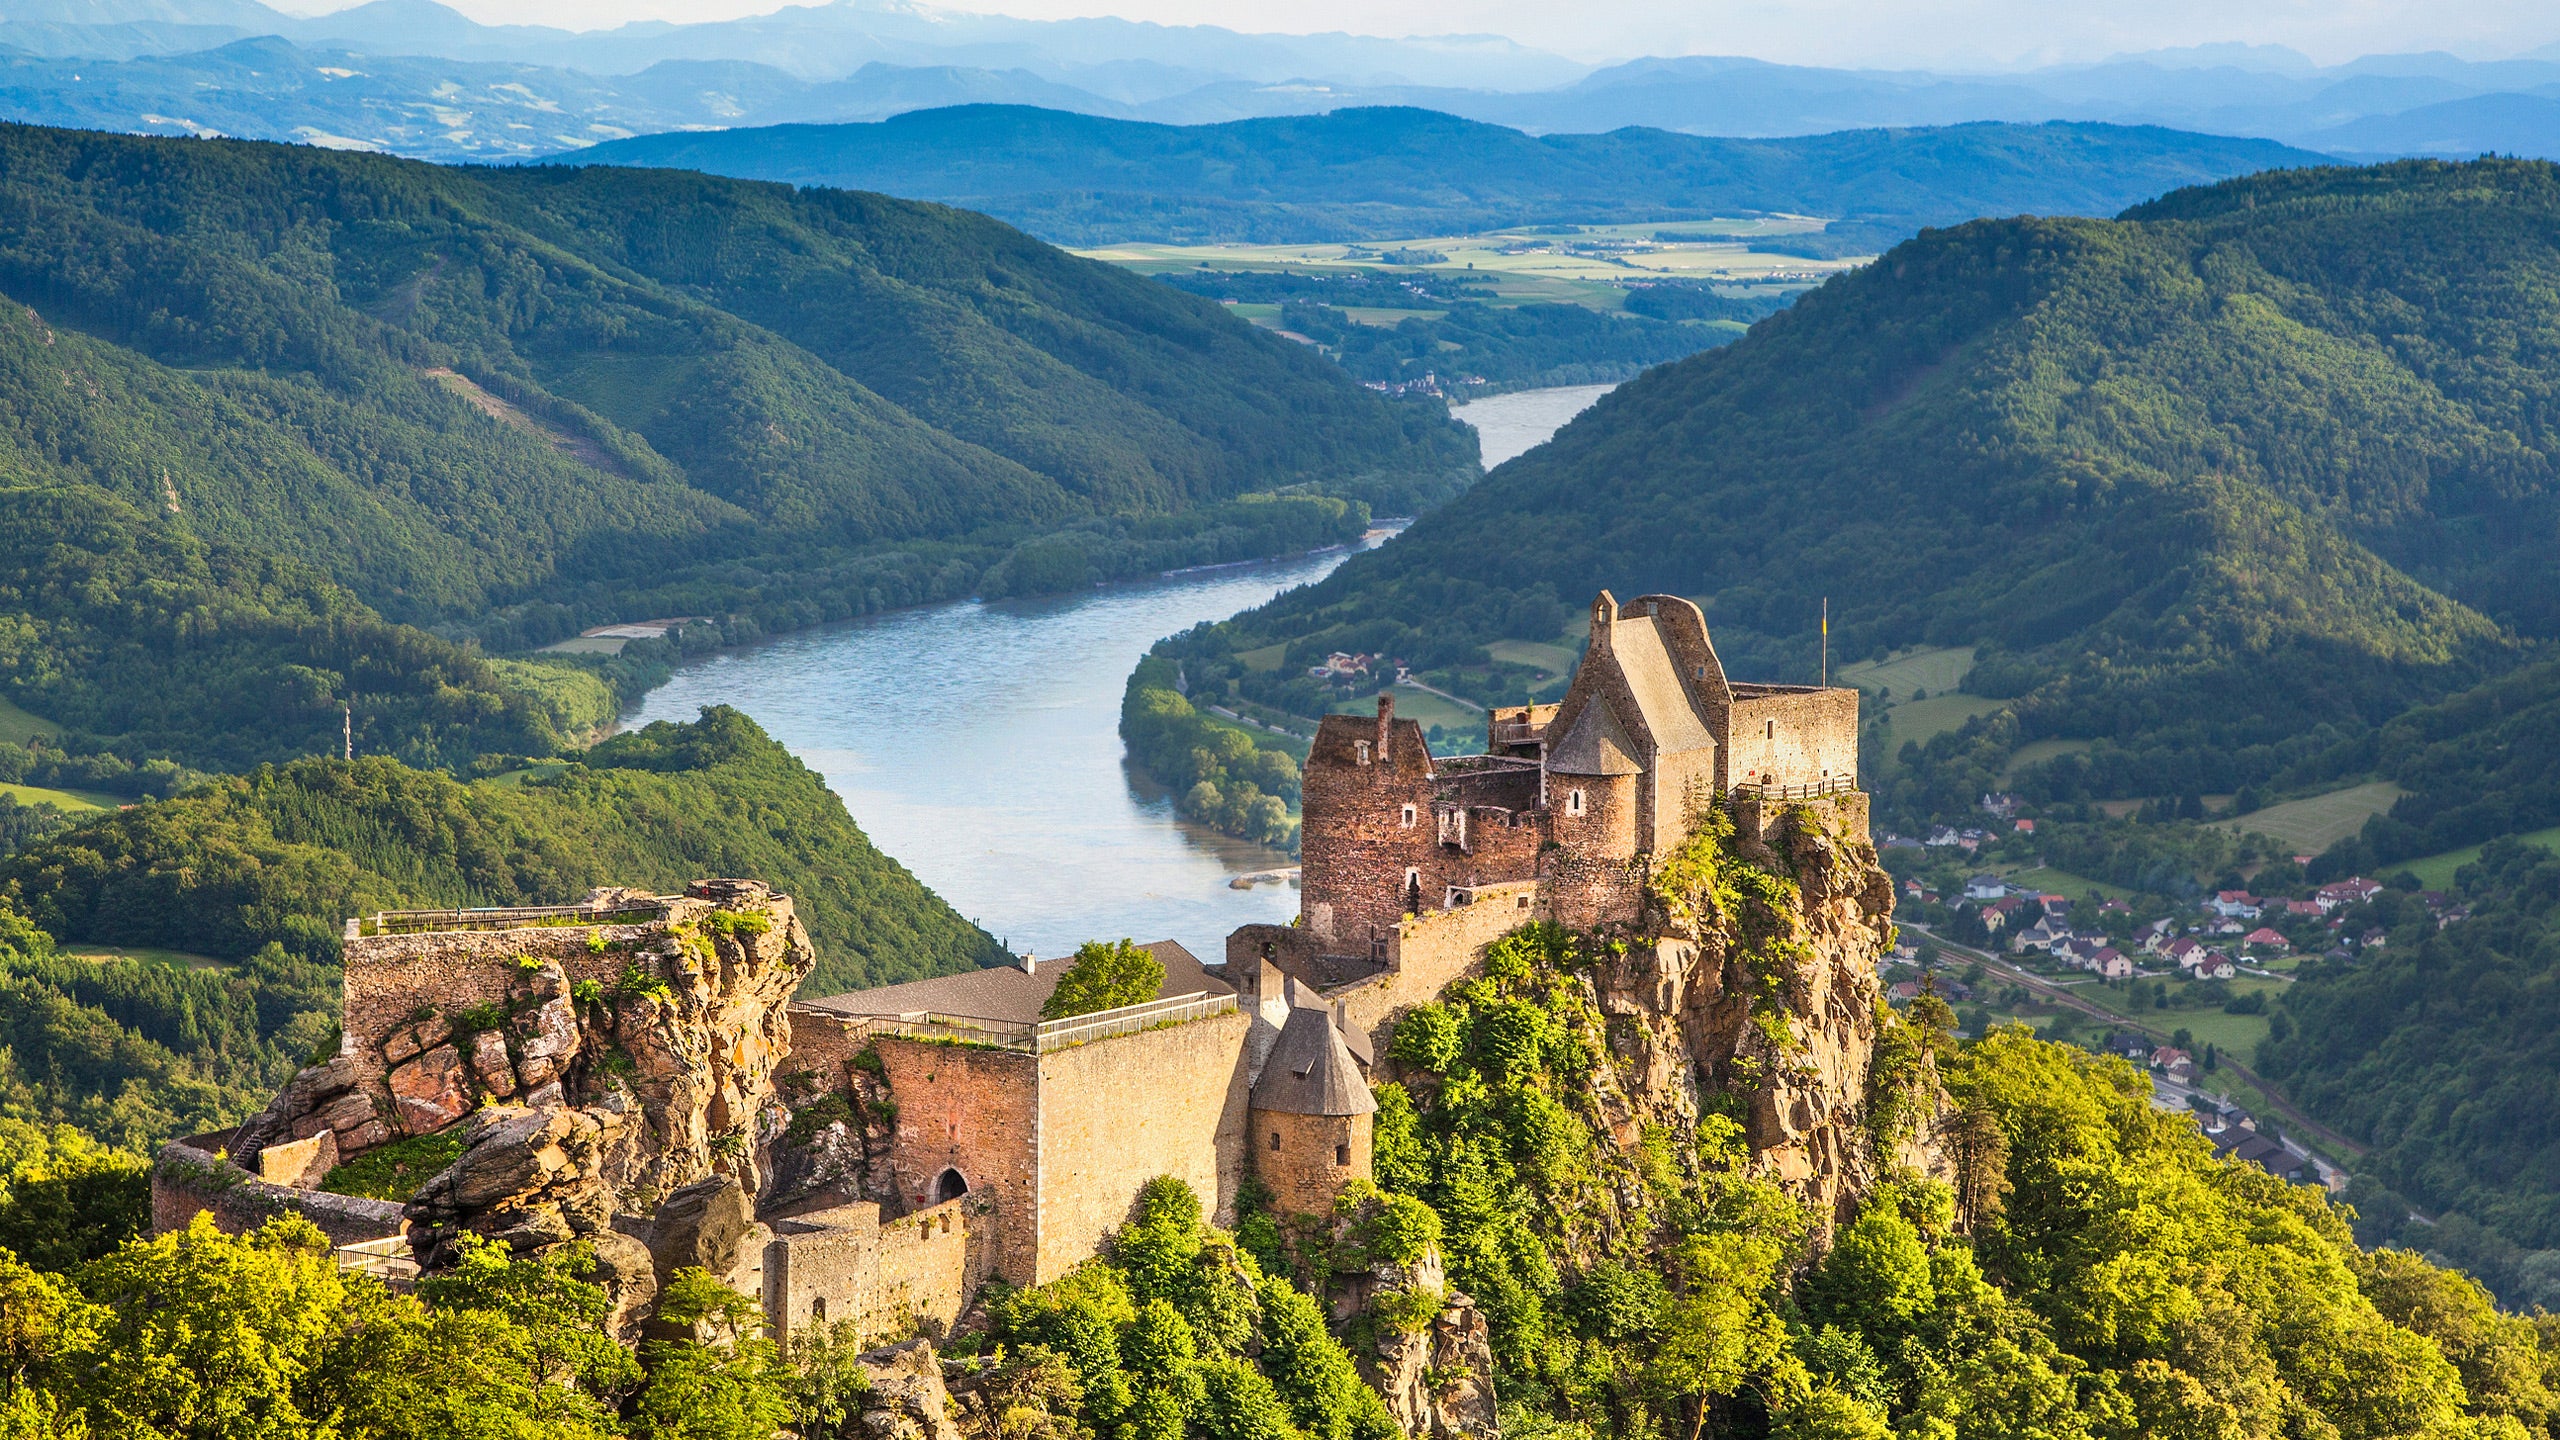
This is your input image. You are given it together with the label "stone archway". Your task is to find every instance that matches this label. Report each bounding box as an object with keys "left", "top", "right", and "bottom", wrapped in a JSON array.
[{"left": 931, "top": 1166, "right": 969, "bottom": 1204}]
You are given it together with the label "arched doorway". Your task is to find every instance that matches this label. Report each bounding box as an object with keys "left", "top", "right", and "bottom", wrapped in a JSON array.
[{"left": 931, "top": 1167, "right": 969, "bottom": 1204}]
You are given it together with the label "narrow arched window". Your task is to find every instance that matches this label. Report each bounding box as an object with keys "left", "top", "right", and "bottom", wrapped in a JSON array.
[
  {"left": 1269, "top": 1131, "right": 1282, "bottom": 1152},
  {"left": 1567, "top": 789, "right": 1586, "bottom": 816},
  {"left": 1355, "top": 741, "right": 1372, "bottom": 765},
  {"left": 811, "top": 1297, "right": 826, "bottom": 1323},
  {"left": 1401, "top": 804, "right": 1416, "bottom": 828}
]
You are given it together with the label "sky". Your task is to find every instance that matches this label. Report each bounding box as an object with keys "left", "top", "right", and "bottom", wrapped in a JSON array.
[{"left": 319, "top": 0, "right": 2560, "bottom": 69}]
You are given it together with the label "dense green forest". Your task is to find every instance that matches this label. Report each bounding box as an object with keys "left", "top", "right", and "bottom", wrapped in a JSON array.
[
  {"left": 1119, "top": 655, "right": 1301, "bottom": 847},
  {"left": 578, "top": 106, "right": 2324, "bottom": 247},
  {"left": 3, "top": 706, "right": 1000, "bottom": 995},
  {"left": 1174, "top": 159, "right": 2560, "bottom": 815},
  {"left": 0, "top": 919, "right": 2542, "bottom": 1440},
  {"left": 2262, "top": 837, "right": 2560, "bottom": 1308},
  {"left": 0, "top": 119, "right": 1467, "bottom": 773}
]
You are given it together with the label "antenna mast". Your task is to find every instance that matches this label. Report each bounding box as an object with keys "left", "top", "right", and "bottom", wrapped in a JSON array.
[{"left": 1821, "top": 598, "right": 1828, "bottom": 688}]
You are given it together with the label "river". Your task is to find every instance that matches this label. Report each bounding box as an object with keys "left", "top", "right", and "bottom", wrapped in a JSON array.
[{"left": 621, "top": 384, "right": 1613, "bottom": 977}]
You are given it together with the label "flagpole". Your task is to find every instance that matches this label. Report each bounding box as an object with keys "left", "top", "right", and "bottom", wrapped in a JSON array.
[{"left": 1821, "top": 598, "right": 1828, "bottom": 688}]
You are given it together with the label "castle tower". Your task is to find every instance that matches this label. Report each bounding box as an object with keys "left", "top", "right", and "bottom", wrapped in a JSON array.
[{"left": 1250, "top": 1006, "right": 1376, "bottom": 1216}]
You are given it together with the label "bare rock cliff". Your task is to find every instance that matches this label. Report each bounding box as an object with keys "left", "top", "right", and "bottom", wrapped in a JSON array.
[
  {"left": 1581, "top": 798, "right": 1918, "bottom": 1230},
  {"left": 396, "top": 887, "right": 816, "bottom": 1273}
]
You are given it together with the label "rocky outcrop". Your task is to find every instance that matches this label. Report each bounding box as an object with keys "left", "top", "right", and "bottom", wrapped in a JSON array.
[
  {"left": 398, "top": 883, "right": 816, "bottom": 1277},
  {"left": 851, "top": 1339, "right": 964, "bottom": 1440},
  {"left": 1322, "top": 1193, "right": 1498, "bottom": 1440},
  {"left": 1582, "top": 797, "right": 1920, "bottom": 1232}
]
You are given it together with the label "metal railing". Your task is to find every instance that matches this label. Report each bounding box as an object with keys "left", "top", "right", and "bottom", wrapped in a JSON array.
[
  {"left": 334, "top": 1234, "right": 418, "bottom": 1281},
  {"left": 856, "top": 992, "right": 1238, "bottom": 1054},
  {"left": 358, "top": 902, "right": 671, "bottom": 937},
  {"left": 1729, "top": 776, "right": 1860, "bottom": 803},
  {"left": 1034, "top": 992, "right": 1236, "bottom": 1052}
]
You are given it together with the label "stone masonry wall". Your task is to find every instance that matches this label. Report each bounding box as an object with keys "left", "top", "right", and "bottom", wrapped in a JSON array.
[
  {"left": 152, "top": 1134, "right": 404, "bottom": 1246},
  {"left": 1300, "top": 705, "right": 1439, "bottom": 949},
  {"left": 1032, "top": 1009, "right": 1252, "bottom": 1286},
  {"left": 1726, "top": 689, "right": 1860, "bottom": 792},
  {"left": 873, "top": 1037, "right": 1043, "bottom": 1288},
  {"left": 762, "top": 1193, "right": 990, "bottom": 1349},
  {"left": 1326, "top": 883, "right": 1540, "bottom": 1060},
  {"left": 1252, "top": 1109, "right": 1373, "bottom": 1219}
]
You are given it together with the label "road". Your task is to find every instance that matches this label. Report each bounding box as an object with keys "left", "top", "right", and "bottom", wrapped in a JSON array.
[{"left": 1905, "top": 923, "right": 2366, "bottom": 1165}]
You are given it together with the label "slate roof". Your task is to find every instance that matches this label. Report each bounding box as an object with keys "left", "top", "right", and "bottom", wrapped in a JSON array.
[
  {"left": 1252, "top": 1007, "right": 1376, "bottom": 1117},
  {"left": 802, "top": 940, "right": 1228, "bottom": 1024}
]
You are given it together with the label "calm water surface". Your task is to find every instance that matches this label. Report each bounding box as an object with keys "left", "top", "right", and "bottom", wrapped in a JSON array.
[
  {"left": 1450, "top": 383, "right": 1615, "bottom": 467},
  {"left": 624, "top": 385, "right": 1611, "bottom": 978}
]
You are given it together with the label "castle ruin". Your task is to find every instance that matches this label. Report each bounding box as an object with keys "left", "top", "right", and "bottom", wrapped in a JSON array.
[{"left": 155, "top": 590, "right": 1890, "bottom": 1436}]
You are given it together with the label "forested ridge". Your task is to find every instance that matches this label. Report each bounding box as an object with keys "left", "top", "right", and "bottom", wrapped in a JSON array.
[
  {"left": 0, "top": 707, "right": 1000, "bottom": 1147},
  {"left": 578, "top": 106, "right": 2325, "bottom": 247},
  {"left": 0, "top": 119, "right": 1469, "bottom": 774},
  {"left": 1177, "top": 159, "right": 2560, "bottom": 808}
]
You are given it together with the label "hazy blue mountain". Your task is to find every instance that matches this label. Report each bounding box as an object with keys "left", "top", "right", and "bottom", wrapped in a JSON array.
[
  {"left": 574, "top": 105, "right": 2328, "bottom": 245},
  {"left": 2304, "top": 92, "right": 2560, "bottom": 160}
]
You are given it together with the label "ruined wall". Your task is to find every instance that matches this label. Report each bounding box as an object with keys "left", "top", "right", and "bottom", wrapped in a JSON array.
[
  {"left": 1726, "top": 688, "right": 1859, "bottom": 792},
  {"left": 1032, "top": 1010, "right": 1252, "bottom": 1285},
  {"left": 762, "top": 1193, "right": 991, "bottom": 1348},
  {"left": 152, "top": 1134, "right": 404, "bottom": 1246},
  {"left": 1300, "top": 705, "right": 1440, "bottom": 949},
  {"left": 1324, "top": 883, "right": 1538, "bottom": 1056},
  {"left": 1252, "top": 1108, "right": 1373, "bottom": 1218},
  {"left": 873, "top": 1038, "right": 1042, "bottom": 1287}
]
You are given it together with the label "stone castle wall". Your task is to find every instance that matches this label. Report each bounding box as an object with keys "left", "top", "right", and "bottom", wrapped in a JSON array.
[
  {"left": 1032, "top": 1009, "right": 1252, "bottom": 1285},
  {"left": 872, "top": 1037, "right": 1043, "bottom": 1287},
  {"left": 152, "top": 1133, "right": 403, "bottom": 1247},
  {"left": 761, "top": 1193, "right": 992, "bottom": 1348},
  {"left": 1726, "top": 688, "right": 1859, "bottom": 792}
]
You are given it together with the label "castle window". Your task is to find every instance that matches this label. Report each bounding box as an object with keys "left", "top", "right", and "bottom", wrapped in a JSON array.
[
  {"left": 1355, "top": 740, "right": 1372, "bottom": 766},
  {"left": 1766, "top": 719, "right": 1776, "bottom": 739},
  {"left": 811, "top": 1297, "right": 826, "bottom": 1323},
  {"left": 1336, "top": 1143, "right": 1351, "bottom": 1166},
  {"left": 1270, "top": 1131, "right": 1282, "bottom": 1152},
  {"left": 1567, "top": 789, "right": 1586, "bottom": 816},
  {"left": 1401, "top": 804, "right": 1416, "bottom": 828}
]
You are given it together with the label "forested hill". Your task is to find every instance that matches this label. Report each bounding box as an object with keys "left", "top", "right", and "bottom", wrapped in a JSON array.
[
  {"left": 575, "top": 105, "right": 2327, "bottom": 246},
  {"left": 1184, "top": 159, "right": 2560, "bottom": 800},
  {"left": 0, "top": 121, "right": 1467, "bottom": 770}
]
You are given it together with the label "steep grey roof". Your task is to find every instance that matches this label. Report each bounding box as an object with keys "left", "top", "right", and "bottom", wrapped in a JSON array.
[
  {"left": 1546, "top": 696, "right": 1641, "bottom": 776},
  {"left": 803, "top": 940, "right": 1227, "bottom": 1023},
  {"left": 1609, "top": 615, "right": 1716, "bottom": 755},
  {"left": 1253, "top": 1007, "right": 1376, "bottom": 1116}
]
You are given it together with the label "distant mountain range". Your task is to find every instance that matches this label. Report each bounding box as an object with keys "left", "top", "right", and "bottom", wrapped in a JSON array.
[
  {"left": 575, "top": 107, "right": 2328, "bottom": 246},
  {"left": 10, "top": 1, "right": 2560, "bottom": 168}
]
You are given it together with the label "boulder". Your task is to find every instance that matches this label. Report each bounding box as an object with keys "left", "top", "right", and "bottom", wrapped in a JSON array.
[
  {"left": 390, "top": 1045, "right": 473, "bottom": 1135},
  {"left": 470, "top": 1031, "right": 517, "bottom": 1097},
  {"left": 646, "top": 1175, "right": 755, "bottom": 1277}
]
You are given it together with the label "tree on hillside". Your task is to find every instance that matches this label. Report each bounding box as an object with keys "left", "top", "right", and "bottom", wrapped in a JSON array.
[{"left": 1041, "top": 940, "right": 1165, "bottom": 1020}]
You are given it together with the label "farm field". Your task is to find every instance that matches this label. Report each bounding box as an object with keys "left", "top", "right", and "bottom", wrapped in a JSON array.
[
  {"left": 58, "top": 943, "right": 227, "bottom": 971},
  {"left": 0, "top": 781, "right": 113, "bottom": 812},
  {"left": 1837, "top": 644, "right": 1974, "bottom": 700},
  {"left": 1880, "top": 693, "right": 2000, "bottom": 746},
  {"left": 0, "top": 695, "right": 58, "bottom": 746},
  {"left": 2003, "top": 737, "right": 2092, "bottom": 782},
  {"left": 1077, "top": 217, "right": 1861, "bottom": 309},
  {"left": 2398, "top": 823, "right": 2560, "bottom": 890},
  {"left": 2217, "top": 780, "right": 2406, "bottom": 854}
]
